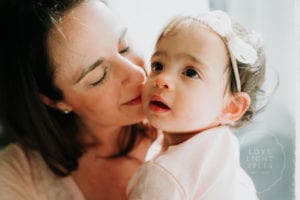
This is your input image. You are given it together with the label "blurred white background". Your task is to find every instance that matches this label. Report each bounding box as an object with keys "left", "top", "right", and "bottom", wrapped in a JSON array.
[
  {"left": 109, "top": 0, "right": 296, "bottom": 199},
  {"left": 296, "top": 0, "right": 299, "bottom": 198},
  {"left": 109, "top": 0, "right": 209, "bottom": 63}
]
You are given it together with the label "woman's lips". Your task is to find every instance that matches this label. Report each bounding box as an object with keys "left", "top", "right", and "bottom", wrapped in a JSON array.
[{"left": 124, "top": 95, "right": 142, "bottom": 106}]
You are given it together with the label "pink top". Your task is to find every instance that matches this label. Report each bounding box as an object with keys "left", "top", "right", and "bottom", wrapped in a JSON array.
[
  {"left": 127, "top": 126, "right": 258, "bottom": 200},
  {"left": 0, "top": 144, "right": 85, "bottom": 200}
]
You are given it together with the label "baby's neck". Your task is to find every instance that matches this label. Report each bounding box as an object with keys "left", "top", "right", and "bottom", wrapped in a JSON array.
[
  {"left": 162, "top": 132, "right": 197, "bottom": 151},
  {"left": 162, "top": 124, "right": 221, "bottom": 151}
]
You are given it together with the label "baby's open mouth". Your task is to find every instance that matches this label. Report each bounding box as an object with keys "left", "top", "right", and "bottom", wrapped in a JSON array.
[{"left": 150, "top": 100, "right": 170, "bottom": 109}]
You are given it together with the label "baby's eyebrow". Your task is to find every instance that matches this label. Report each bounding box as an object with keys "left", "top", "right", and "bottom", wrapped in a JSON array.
[
  {"left": 182, "top": 53, "right": 210, "bottom": 68},
  {"left": 181, "top": 54, "right": 200, "bottom": 63},
  {"left": 151, "top": 51, "right": 167, "bottom": 58}
]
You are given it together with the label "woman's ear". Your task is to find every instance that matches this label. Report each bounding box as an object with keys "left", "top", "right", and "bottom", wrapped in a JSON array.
[
  {"left": 217, "top": 92, "right": 250, "bottom": 124},
  {"left": 39, "top": 94, "right": 73, "bottom": 113}
]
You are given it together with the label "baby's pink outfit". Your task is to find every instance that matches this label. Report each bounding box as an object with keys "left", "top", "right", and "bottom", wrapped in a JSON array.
[{"left": 127, "top": 126, "right": 258, "bottom": 200}]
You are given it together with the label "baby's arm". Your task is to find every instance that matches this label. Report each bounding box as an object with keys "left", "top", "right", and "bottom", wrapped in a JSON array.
[{"left": 127, "top": 162, "right": 185, "bottom": 200}]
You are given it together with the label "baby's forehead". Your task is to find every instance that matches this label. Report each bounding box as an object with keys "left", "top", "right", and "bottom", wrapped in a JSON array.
[
  {"left": 161, "top": 18, "right": 222, "bottom": 41},
  {"left": 154, "top": 19, "right": 231, "bottom": 69}
]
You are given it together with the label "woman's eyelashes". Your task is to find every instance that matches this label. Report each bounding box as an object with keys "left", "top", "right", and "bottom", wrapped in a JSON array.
[
  {"left": 119, "top": 46, "right": 130, "bottom": 54},
  {"left": 90, "top": 67, "right": 108, "bottom": 86},
  {"left": 119, "top": 37, "right": 130, "bottom": 54}
]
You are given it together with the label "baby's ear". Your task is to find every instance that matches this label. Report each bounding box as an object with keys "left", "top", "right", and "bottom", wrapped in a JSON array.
[{"left": 217, "top": 92, "right": 250, "bottom": 124}]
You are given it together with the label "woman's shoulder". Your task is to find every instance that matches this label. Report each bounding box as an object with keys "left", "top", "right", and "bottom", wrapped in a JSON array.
[
  {"left": 0, "top": 143, "right": 30, "bottom": 170},
  {"left": 0, "top": 143, "right": 77, "bottom": 200},
  {"left": 0, "top": 143, "right": 43, "bottom": 182},
  {"left": 0, "top": 143, "right": 39, "bottom": 199}
]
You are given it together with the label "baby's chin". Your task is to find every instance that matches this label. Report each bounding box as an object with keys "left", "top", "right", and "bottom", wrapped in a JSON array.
[
  {"left": 150, "top": 121, "right": 215, "bottom": 135},
  {"left": 147, "top": 122, "right": 190, "bottom": 134}
]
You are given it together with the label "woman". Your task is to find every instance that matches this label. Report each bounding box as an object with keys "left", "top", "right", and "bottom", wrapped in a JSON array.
[{"left": 0, "top": 0, "right": 154, "bottom": 199}]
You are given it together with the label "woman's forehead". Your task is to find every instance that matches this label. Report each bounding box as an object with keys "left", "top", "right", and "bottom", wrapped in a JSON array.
[
  {"left": 47, "top": 0, "right": 121, "bottom": 82},
  {"left": 51, "top": 0, "right": 115, "bottom": 36}
]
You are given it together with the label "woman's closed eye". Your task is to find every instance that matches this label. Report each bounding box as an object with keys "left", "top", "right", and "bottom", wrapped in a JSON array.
[
  {"left": 182, "top": 67, "right": 201, "bottom": 79},
  {"left": 119, "top": 46, "right": 130, "bottom": 54},
  {"left": 90, "top": 67, "right": 108, "bottom": 86},
  {"left": 119, "top": 34, "right": 130, "bottom": 55}
]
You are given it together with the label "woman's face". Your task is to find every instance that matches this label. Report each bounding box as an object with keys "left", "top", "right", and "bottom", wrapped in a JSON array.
[{"left": 47, "top": 0, "right": 146, "bottom": 129}]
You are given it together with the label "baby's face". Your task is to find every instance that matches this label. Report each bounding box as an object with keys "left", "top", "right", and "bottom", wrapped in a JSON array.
[{"left": 142, "top": 25, "right": 232, "bottom": 133}]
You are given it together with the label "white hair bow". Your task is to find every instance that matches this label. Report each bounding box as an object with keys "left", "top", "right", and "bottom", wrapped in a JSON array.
[{"left": 196, "top": 10, "right": 258, "bottom": 92}]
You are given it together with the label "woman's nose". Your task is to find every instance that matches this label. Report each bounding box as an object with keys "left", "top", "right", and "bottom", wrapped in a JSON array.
[
  {"left": 153, "top": 73, "right": 174, "bottom": 91},
  {"left": 117, "top": 56, "right": 146, "bottom": 86}
]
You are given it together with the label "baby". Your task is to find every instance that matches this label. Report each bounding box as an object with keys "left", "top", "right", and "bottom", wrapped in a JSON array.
[{"left": 127, "top": 10, "right": 266, "bottom": 199}]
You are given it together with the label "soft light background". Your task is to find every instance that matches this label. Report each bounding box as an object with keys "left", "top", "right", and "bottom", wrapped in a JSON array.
[
  {"left": 109, "top": 0, "right": 210, "bottom": 64},
  {"left": 109, "top": 0, "right": 296, "bottom": 199},
  {"left": 296, "top": 0, "right": 299, "bottom": 198},
  {"left": 223, "top": 0, "right": 296, "bottom": 200}
]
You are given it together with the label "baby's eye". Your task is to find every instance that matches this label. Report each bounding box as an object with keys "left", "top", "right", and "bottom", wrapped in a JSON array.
[
  {"left": 151, "top": 61, "right": 163, "bottom": 71},
  {"left": 182, "top": 68, "right": 200, "bottom": 79}
]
